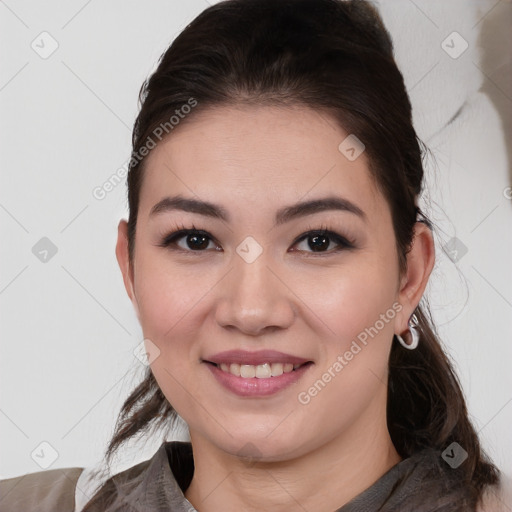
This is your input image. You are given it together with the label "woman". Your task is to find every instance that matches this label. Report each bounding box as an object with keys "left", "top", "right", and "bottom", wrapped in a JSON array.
[{"left": 0, "top": 0, "right": 508, "bottom": 510}]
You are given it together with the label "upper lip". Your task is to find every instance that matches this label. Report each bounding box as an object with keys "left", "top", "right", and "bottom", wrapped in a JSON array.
[{"left": 203, "top": 350, "right": 312, "bottom": 366}]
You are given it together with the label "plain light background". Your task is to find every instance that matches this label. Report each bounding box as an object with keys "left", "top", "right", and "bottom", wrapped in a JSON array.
[{"left": 1, "top": 0, "right": 511, "bottom": 481}]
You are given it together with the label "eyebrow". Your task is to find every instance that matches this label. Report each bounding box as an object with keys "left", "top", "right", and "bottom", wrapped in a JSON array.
[{"left": 149, "top": 194, "right": 367, "bottom": 225}]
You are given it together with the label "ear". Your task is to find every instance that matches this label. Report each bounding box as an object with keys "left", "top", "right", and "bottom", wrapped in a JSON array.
[
  {"left": 115, "top": 219, "right": 141, "bottom": 321},
  {"left": 395, "top": 222, "right": 435, "bottom": 334}
]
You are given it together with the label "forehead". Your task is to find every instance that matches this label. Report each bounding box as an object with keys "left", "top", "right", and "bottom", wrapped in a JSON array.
[{"left": 139, "top": 105, "right": 383, "bottom": 221}]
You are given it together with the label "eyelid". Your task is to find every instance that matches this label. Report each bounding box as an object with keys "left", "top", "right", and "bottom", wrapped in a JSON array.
[
  {"left": 292, "top": 223, "right": 355, "bottom": 249},
  {"left": 159, "top": 224, "right": 221, "bottom": 252}
]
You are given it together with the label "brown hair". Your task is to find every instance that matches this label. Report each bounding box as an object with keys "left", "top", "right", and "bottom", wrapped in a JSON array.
[{"left": 83, "top": 0, "right": 499, "bottom": 509}]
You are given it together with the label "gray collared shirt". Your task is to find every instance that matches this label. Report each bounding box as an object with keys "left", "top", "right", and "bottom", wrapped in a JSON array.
[
  {"left": 77, "top": 441, "right": 476, "bottom": 511},
  {"left": 0, "top": 441, "right": 492, "bottom": 511}
]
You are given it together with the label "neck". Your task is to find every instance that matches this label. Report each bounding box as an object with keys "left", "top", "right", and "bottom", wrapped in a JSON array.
[{"left": 184, "top": 403, "right": 401, "bottom": 512}]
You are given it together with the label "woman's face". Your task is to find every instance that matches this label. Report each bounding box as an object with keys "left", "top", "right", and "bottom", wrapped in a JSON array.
[{"left": 117, "top": 105, "right": 425, "bottom": 462}]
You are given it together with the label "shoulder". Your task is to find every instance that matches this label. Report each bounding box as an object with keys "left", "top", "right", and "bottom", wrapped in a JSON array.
[
  {"left": 478, "top": 473, "right": 512, "bottom": 512},
  {"left": 0, "top": 467, "right": 84, "bottom": 512}
]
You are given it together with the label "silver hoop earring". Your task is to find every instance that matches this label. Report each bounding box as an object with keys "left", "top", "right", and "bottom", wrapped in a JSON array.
[{"left": 396, "top": 313, "right": 419, "bottom": 350}]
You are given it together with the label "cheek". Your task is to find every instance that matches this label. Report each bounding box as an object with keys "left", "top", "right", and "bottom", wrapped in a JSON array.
[
  {"left": 133, "top": 251, "right": 210, "bottom": 339},
  {"left": 291, "top": 254, "right": 399, "bottom": 415},
  {"left": 293, "top": 266, "right": 398, "bottom": 439},
  {"left": 132, "top": 258, "right": 210, "bottom": 418},
  {"left": 295, "top": 257, "right": 399, "bottom": 347},
  {"left": 131, "top": 267, "right": 208, "bottom": 412}
]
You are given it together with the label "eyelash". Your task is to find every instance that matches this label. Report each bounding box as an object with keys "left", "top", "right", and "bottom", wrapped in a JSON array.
[{"left": 157, "top": 223, "right": 356, "bottom": 256}]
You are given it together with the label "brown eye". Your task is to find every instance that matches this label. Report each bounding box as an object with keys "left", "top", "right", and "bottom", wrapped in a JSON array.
[
  {"left": 182, "top": 233, "right": 210, "bottom": 250},
  {"left": 160, "top": 229, "right": 218, "bottom": 252},
  {"left": 292, "top": 230, "right": 354, "bottom": 254}
]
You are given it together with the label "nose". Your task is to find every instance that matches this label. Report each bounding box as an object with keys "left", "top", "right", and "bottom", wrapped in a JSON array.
[{"left": 214, "top": 250, "right": 296, "bottom": 336}]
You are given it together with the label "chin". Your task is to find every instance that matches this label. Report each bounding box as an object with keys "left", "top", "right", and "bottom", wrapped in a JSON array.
[{"left": 203, "top": 427, "right": 311, "bottom": 463}]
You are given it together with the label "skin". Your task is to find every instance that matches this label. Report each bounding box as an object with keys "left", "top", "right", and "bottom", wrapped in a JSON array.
[{"left": 116, "top": 105, "right": 435, "bottom": 512}]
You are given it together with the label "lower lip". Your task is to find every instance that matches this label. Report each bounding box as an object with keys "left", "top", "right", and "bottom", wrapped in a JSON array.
[{"left": 204, "top": 362, "right": 313, "bottom": 397}]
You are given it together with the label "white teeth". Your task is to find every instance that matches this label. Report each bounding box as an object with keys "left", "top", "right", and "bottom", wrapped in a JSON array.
[
  {"left": 240, "top": 365, "right": 256, "bottom": 378},
  {"left": 271, "top": 363, "right": 284, "bottom": 377},
  {"left": 216, "top": 361, "right": 304, "bottom": 378},
  {"left": 255, "top": 363, "right": 271, "bottom": 378}
]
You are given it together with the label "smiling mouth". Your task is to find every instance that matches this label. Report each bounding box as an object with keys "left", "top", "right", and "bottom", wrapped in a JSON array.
[{"left": 204, "top": 361, "right": 313, "bottom": 379}]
